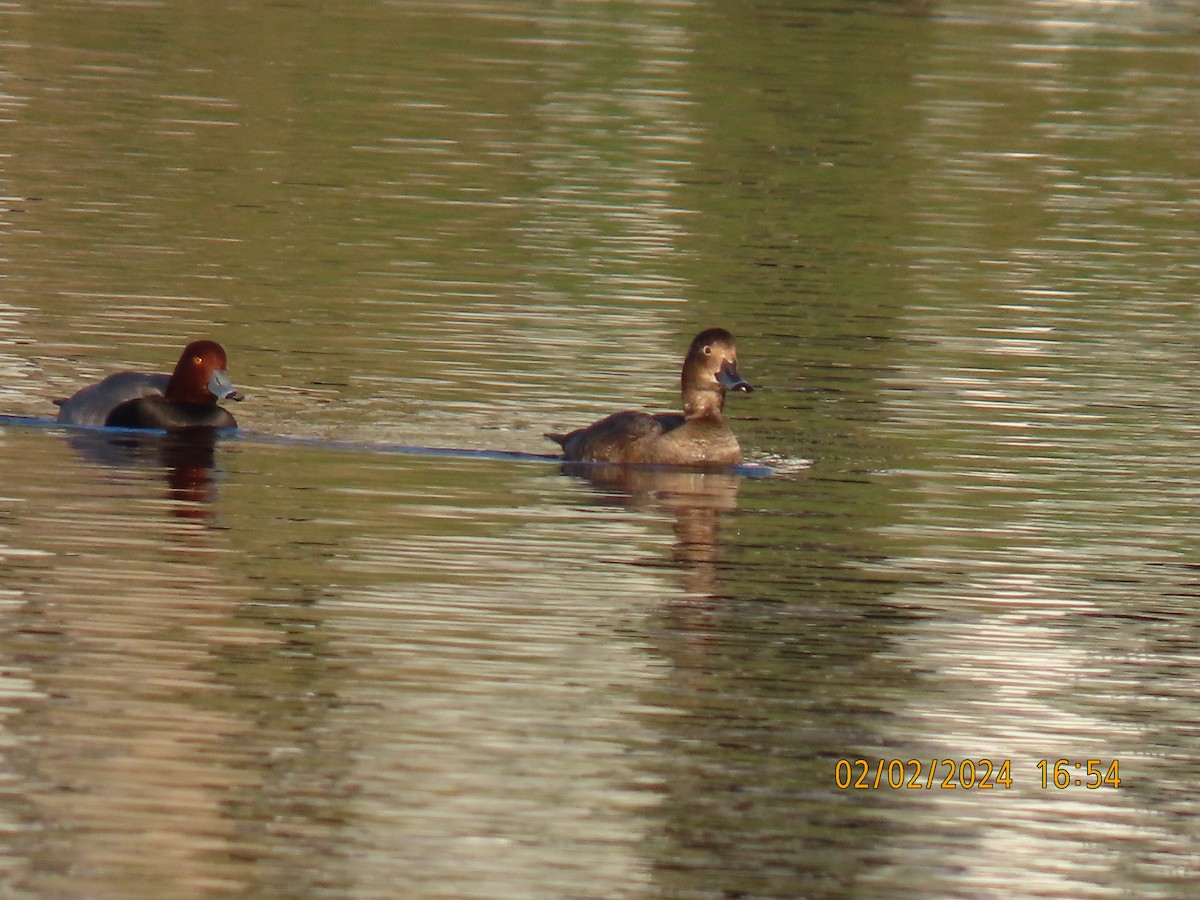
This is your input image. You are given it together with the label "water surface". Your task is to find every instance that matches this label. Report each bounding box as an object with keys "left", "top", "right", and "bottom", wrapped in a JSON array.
[{"left": 2, "top": 1, "right": 1200, "bottom": 897}]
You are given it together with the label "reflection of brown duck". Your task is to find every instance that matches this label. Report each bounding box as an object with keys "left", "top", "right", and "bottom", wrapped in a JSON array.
[
  {"left": 562, "top": 462, "right": 741, "bottom": 597},
  {"left": 55, "top": 340, "right": 243, "bottom": 429},
  {"left": 547, "top": 329, "right": 753, "bottom": 466}
]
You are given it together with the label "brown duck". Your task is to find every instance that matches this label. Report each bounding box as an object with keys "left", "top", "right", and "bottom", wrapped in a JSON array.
[{"left": 546, "top": 328, "right": 753, "bottom": 465}]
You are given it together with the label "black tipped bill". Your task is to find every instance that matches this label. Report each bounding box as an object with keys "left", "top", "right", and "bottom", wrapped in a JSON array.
[{"left": 717, "top": 358, "right": 753, "bottom": 393}]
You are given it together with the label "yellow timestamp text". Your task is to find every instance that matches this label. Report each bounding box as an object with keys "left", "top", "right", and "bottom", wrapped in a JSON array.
[
  {"left": 834, "top": 758, "right": 1013, "bottom": 790},
  {"left": 1037, "top": 758, "right": 1120, "bottom": 789},
  {"left": 834, "top": 758, "right": 1123, "bottom": 790}
]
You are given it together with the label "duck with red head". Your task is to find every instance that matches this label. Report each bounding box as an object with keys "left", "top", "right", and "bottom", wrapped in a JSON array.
[
  {"left": 546, "top": 328, "right": 754, "bottom": 466},
  {"left": 54, "top": 340, "right": 244, "bottom": 429}
]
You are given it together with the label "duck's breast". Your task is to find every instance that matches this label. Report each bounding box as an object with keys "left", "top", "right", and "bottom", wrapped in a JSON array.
[
  {"left": 641, "top": 418, "right": 742, "bottom": 466},
  {"left": 105, "top": 396, "right": 237, "bottom": 430}
]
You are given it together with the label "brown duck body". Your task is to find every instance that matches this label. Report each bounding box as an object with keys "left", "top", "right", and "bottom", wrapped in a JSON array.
[
  {"left": 547, "top": 328, "right": 752, "bottom": 466},
  {"left": 551, "top": 411, "right": 744, "bottom": 466}
]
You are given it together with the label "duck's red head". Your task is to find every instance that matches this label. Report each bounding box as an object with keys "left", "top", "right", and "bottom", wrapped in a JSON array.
[{"left": 164, "top": 340, "right": 244, "bottom": 406}]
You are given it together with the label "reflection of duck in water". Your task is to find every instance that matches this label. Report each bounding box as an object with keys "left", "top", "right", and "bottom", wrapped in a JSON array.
[
  {"left": 64, "top": 428, "right": 224, "bottom": 511},
  {"left": 562, "top": 462, "right": 741, "bottom": 599},
  {"left": 54, "top": 340, "right": 243, "bottom": 429},
  {"left": 547, "top": 329, "right": 753, "bottom": 466}
]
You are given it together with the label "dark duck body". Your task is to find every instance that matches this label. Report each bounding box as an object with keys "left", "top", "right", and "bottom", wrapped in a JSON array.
[
  {"left": 54, "top": 340, "right": 243, "bottom": 429},
  {"left": 547, "top": 328, "right": 753, "bottom": 466}
]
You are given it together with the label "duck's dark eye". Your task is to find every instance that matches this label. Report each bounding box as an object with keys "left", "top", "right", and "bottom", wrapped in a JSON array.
[{"left": 702, "top": 345, "right": 712, "bottom": 355}]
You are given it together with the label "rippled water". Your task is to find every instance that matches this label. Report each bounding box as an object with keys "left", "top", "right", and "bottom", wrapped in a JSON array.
[{"left": 3, "top": 1, "right": 1200, "bottom": 897}]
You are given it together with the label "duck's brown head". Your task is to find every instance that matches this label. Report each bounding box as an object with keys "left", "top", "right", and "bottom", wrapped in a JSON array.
[
  {"left": 681, "top": 328, "right": 752, "bottom": 418},
  {"left": 165, "top": 340, "right": 244, "bottom": 406}
]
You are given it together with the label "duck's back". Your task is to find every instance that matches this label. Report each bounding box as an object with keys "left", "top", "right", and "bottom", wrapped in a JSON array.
[
  {"left": 549, "top": 410, "right": 739, "bottom": 465},
  {"left": 55, "top": 372, "right": 170, "bottom": 426},
  {"left": 548, "top": 411, "right": 667, "bottom": 463}
]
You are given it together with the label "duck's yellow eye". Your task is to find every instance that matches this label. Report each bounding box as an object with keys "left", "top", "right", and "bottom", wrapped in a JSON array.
[{"left": 193, "top": 356, "right": 204, "bottom": 366}]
